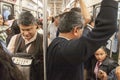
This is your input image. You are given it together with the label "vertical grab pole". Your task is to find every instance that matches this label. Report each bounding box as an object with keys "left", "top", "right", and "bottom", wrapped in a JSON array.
[
  {"left": 43, "top": 0, "right": 48, "bottom": 80},
  {"left": 118, "top": 19, "right": 120, "bottom": 65},
  {"left": 19, "top": 0, "right": 22, "bottom": 13},
  {"left": 54, "top": 0, "right": 56, "bottom": 16}
]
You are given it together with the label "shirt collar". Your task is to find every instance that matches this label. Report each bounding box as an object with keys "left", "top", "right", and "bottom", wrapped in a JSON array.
[{"left": 22, "top": 32, "right": 38, "bottom": 44}]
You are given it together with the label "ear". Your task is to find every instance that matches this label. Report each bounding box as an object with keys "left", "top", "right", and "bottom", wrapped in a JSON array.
[
  {"left": 73, "top": 27, "right": 79, "bottom": 36},
  {"left": 34, "top": 24, "right": 38, "bottom": 29}
]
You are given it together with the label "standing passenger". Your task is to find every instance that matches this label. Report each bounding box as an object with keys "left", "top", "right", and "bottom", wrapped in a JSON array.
[
  {"left": 86, "top": 46, "right": 119, "bottom": 80},
  {"left": 46, "top": 0, "right": 118, "bottom": 80},
  {"left": 48, "top": 15, "right": 60, "bottom": 41},
  {"left": 7, "top": 11, "right": 43, "bottom": 80}
]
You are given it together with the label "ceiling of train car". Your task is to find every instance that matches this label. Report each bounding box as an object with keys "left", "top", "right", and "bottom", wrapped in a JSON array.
[
  {"left": 47, "top": 0, "right": 102, "bottom": 16},
  {"left": 48, "top": 0, "right": 63, "bottom": 16}
]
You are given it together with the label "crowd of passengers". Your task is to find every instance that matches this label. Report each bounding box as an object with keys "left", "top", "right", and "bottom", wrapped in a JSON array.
[{"left": 0, "top": 0, "right": 120, "bottom": 80}]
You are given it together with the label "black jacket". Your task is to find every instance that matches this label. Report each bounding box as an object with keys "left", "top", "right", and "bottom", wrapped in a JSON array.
[
  {"left": 87, "top": 57, "right": 119, "bottom": 80},
  {"left": 46, "top": 0, "right": 118, "bottom": 80},
  {"left": 100, "top": 57, "right": 119, "bottom": 74}
]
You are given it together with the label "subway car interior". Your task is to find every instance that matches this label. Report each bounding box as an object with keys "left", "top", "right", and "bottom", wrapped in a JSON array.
[{"left": 0, "top": 0, "right": 120, "bottom": 80}]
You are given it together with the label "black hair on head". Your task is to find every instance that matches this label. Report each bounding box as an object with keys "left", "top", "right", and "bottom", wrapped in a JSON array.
[
  {"left": 18, "top": 11, "right": 36, "bottom": 26},
  {"left": 70, "top": 7, "right": 81, "bottom": 13}
]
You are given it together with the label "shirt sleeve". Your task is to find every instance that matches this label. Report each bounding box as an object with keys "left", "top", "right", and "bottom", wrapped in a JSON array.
[{"left": 7, "top": 35, "right": 17, "bottom": 54}]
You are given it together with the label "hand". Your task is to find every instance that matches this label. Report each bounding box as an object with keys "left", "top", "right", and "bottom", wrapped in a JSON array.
[
  {"left": 115, "top": 66, "right": 120, "bottom": 80},
  {"left": 98, "top": 70, "right": 107, "bottom": 80}
]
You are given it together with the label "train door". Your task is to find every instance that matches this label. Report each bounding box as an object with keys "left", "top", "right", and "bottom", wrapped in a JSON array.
[{"left": 1, "top": 2, "right": 14, "bottom": 20}]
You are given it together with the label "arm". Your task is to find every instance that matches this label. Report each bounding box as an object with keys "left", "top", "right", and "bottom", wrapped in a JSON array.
[
  {"left": 115, "top": 66, "right": 120, "bottom": 80},
  {"left": 60, "top": 0, "right": 118, "bottom": 64},
  {"left": 98, "top": 70, "right": 108, "bottom": 80},
  {"left": 79, "top": 0, "right": 91, "bottom": 25},
  {"left": 98, "top": 68, "right": 118, "bottom": 80},
  {"left": 73, "top": 0, "right": 78, "bottom": 7}
]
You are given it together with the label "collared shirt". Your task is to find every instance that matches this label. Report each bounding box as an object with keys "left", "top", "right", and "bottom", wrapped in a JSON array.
[
  {"left": 94, "top": 61, "right": 102, "bottom": 79},
  {"left": 7, "top": 32, "right": 37, "bottom": 54}
]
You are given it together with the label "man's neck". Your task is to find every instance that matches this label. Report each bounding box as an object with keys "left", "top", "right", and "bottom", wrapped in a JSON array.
[{"left": 59, "top": 33, "right": 74, "bottom": 40}]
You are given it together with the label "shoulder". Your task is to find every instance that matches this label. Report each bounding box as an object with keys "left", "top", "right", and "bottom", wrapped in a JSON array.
[
  {"left": 9, "top": 35, "right": 17, "bottom": 42},
  {"left": 37, "top": 33, "right": 43, "bottom": 38},
  {"left": 10, "top": 34, "right": 22, "bottom": 44},
  {"left": 104, "top": 57, "right": 118, "bottom": 66}
]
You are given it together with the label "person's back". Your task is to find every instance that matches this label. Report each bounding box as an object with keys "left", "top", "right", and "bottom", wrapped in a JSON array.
[{"left": 46, "top": 0, "right": 118, "bottom": 80}]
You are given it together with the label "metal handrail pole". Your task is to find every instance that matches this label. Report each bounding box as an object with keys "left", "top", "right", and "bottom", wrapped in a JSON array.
[{"left": 43, "top": 0, "right": 48, "bottom": 80}]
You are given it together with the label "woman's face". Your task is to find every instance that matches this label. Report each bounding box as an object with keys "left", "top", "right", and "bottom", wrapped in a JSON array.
[
  {"left": 0, "top": 15, "right": 3, "bottom": 25},
  {"left": 95, "top": 48, "right": 107, "bottom": 62}
]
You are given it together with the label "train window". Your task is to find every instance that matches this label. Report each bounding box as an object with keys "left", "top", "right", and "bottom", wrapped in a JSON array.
[{"left": 2, "top": 4, "right": 12, "bottom": 20}]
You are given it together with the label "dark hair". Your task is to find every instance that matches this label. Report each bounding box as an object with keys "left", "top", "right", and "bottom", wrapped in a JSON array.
[
  {"left": 8, "top": 14, "right": 14, "bottom": 20},
  {"left": 58, "top": 11, "right": 83, "bottom": 33},
  {"left": 17, "top": 11, "right": 36, "bottom": 26},
  {"left": 36, "top": 19, "right": 43, "bottom": 29},
  {"left": 0, "top": 42, "right": 26, "bottom": 80},
  {"left": 51, "top": 17, "right": 54, "bottom": 23},
  {"left": 36, "top": 19, "right": 43, "bottom": 26},
  {"left": 99, "top": 46, "right": 108, "bottom": 54},
  {"left": 54, "top": 15, "right": 59, "bottom": 19},
  {"left": 59, "top": 12, "right": 67, "bottom": 18},
  {"left": 70, "top": 7, "right": 81, "bottom": 13},
  {"left": 11, "top": 20, "right": 20, "bottom": 34}
]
